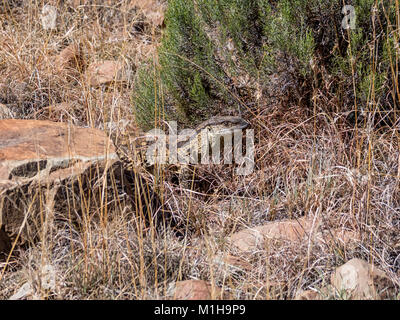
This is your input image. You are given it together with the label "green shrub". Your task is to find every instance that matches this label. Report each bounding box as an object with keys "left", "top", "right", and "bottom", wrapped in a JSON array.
[
  {"left": 133, "top": 0, "right": 399, "bottom": 129},
  {"left": 133, "top": 61, "right": 165, "bottom": 131},
  {"left": 159, "top": 0, "right": 223, "bottom": 124}
]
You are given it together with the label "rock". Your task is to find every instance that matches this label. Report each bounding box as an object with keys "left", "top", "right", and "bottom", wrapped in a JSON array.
[
  {"left": 229, "top": 217, "right": 316, "bottom": 252},
  {"left": 8, "top": 282, "right": 33, "bottom": 300},
  {"left": 0, "top": 119, "right": 117, "bottom": 176},
  {"left": 170, "top": 280, "right": 223, "bottom": 300},
  {"left": 0, "top": 119, "right": 120, "bottom": 245},
  {"left": 0, "top": 103, "right": 14, "bottom": 119},
  {"left": 85, "top": 60, "right": 131, "bottom": 87},
  {"left": 331, "top": 258, "right": 396, "bottom": 300},
  {"left": 54, "top": 43, "right": 82, "bottom": 72},
  {"left": 0, "top": 119, "right": 161, "bottom": 248}
]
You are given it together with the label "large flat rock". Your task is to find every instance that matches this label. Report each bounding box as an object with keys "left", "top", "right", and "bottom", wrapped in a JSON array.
[
  {"left": 0, "top": 119, "right": 120, "bottom": 246},
  {"left": 0, "top": 119, "right": 117, "bottom": 184}
]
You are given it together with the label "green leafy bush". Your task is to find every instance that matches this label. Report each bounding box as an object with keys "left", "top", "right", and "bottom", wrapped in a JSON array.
[
  {"left": 133, "top": 0, "right": 398, "bottom": 129},
  {"left": 133, "top": 62, "right": 164, "bottom": 131}
]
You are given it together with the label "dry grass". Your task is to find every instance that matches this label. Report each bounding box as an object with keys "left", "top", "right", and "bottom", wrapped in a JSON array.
[{"left": 0, "top": 0, "right": 399, "bottom": 300}]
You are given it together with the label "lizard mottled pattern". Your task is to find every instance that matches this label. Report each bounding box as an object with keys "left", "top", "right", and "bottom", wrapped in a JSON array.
[{"left": 115, "top": 116, "right": 249, "bottom": 182}]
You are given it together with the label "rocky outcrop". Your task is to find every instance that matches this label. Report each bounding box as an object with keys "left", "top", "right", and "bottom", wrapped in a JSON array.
[
  {"left": 0, "top": 119, "right": 153, "bottom": 249},
  {"left": 331, "top": 258, "right": 396, "bottom": 300}
]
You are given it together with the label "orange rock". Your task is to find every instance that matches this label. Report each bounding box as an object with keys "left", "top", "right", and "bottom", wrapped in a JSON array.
[
  {"left": 173, "top": 280, "right": 222, "bottom": 300},
  {"left": 0, "top": 119, "right": 118, "bottom": 244},
  {"left": 229, "top": 217, "right": 315, "bottom": 252},
  {"left": 85, "top": 60, "right": 130, "bottom": 87},
  {"left": 0, "top": 119, "right": 116, "bottom": 166}
]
